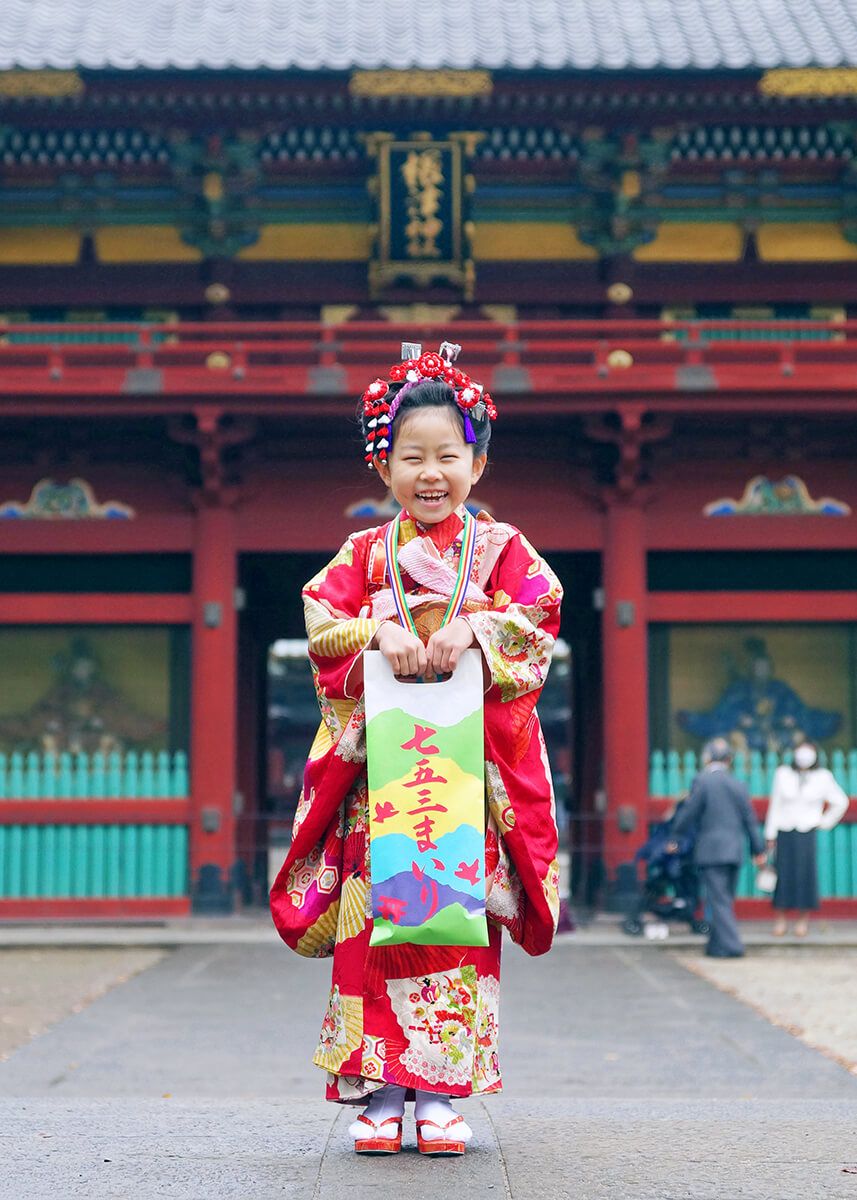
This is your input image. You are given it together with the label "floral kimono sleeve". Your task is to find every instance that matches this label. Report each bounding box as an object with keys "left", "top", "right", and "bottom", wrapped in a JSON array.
[
  {"left": 302, "top": 535, "right": 382, "bottom": 702},
  {"left": 464, "top": 531, "right": 562, "bottom": 703}
]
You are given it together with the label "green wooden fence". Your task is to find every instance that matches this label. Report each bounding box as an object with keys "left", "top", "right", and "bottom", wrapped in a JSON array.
[
  {"left": 0, "top": 824, "right": 188, "bottom": 898},
  {"left": 650, "top": 748, "right": 857, "bottom": 900},
  {"left": 649, "top": 747, "right": 857, "bottom": 798},
  {"left": 737, "top": 823, "right": 857, "bottom": 899},
  {"left": 0, "top": 750, "right": 188, "bottom": 799}
]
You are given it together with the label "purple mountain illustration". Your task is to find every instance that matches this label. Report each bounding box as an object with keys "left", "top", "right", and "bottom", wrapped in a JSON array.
[{"left": 372, "top": 869, "right": 485, "bottom": 928}]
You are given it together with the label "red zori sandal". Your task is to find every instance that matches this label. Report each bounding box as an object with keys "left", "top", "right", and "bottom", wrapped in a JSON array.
[
  {"left": 416, "top": 1115, "right": 468, "bottom": 1156},
  {"left": 352, "top": 1114, "right": 403, "bottom": 1155}
]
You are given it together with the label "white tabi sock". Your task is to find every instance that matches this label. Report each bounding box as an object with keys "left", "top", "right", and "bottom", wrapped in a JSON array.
[
  {"left": 348, "top": 1085, "right": 406, "bottom": 1141},
  {"left": 414, "top": 1091, "right": 473, "bottom": 1143}
]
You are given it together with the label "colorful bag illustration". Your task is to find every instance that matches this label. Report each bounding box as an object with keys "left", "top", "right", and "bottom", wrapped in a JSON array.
[{"left": 364, "top": 649, "right": 488, "bottom": 948}]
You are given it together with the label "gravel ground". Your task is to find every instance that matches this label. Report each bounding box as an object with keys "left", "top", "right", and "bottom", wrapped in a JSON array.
[
  {"left": 677, "top": 948, "right": 857, "bottom": 1074},
  {"left": 0, "top": 948, "right": 165, "bottom": 1060}
]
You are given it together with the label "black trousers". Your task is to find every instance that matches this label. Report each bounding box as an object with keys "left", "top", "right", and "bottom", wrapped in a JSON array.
[{"left": 700, "top": 864, "right": 744, "bottom": 957}]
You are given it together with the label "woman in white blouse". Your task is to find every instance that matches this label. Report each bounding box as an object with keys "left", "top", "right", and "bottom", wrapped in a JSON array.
[{"left": 765, "top": 741, "right": 849, "bottom": 936}]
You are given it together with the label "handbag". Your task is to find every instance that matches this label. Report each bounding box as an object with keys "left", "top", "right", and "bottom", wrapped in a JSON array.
[
  {"left": 363, "top": 649, "right": 489, "bottom": 948},
  {"left": 755, "top": 864, "right": 777, "bottom": 894}
]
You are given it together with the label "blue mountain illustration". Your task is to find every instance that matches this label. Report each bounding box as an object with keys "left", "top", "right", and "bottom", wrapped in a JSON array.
[{"left": 370, "top": 824, "right": 485, "bottom": 897}]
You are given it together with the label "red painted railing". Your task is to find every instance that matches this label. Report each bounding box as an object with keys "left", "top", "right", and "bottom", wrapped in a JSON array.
[{"left": 0, "top": 319, "right": 856, "bottom": 407}]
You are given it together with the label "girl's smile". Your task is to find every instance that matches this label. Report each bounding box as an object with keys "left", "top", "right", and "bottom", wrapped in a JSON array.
[{"left": 375, "top": 407, "right": 486, "bottom": 525}]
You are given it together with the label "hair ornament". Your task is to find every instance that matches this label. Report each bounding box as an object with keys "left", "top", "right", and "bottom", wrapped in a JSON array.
[
  {"left": 361, "top": 378, "right": 393, "bottom": 463},
  {"left": 362, "top": 339, "right": 498, "bottom": 468}
]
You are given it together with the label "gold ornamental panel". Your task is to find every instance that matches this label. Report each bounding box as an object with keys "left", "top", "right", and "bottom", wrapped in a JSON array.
[
  {"left": 759, "top": 69, "right": 857, "bottom": 97},
  {"left": 0, "top": 70, "right": 84, "bottom": 98},
  {"left": 350, "top": 70, "right": 492, "bottom": 98}
]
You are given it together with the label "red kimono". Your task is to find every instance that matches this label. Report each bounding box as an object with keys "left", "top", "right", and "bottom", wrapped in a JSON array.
[{"left": 270, "top": 506, "right": 562, "bottom": 1102}]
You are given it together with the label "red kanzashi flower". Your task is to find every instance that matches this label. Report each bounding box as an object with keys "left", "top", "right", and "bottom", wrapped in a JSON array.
[
  {"left": 450, "top": 368, "right": 471, "bottom": 389},
  {"left": 417, "top": 351, "right": 445, "bottom": 377},
  {"left": 359, "top": 351, "right": 496, "bottom": 465}
]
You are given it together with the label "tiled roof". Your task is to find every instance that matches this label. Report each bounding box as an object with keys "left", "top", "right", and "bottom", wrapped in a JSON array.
[{"left": 2, "top": 0, "right": 857, "bottom": 73}]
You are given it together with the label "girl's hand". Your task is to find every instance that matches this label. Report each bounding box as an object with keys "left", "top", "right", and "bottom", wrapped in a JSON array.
[
  {"left": 373, "top": 621, "right": 428, "bottom": 678},
  {"left": 426, "top": 618, "right": 476, "bottom": 676}
]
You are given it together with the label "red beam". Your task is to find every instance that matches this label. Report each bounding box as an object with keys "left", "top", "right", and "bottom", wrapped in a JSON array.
[
  {"left": 735, "top": 898, "right": 857, "bottom": 919},
  {"left": 648, "top": 592, "right": 857, "bottom": 623},
  {"left": 0, "top": 801, "right": 191, "bottom": 825},
  {"left": 0, "top": 897, "right": 190, "bottom": 919},
  {"left": 649, "top": 798, "right": 857, "bottom": 821},
  {"left": 0, "top": 517, "right": 193, "bottom": 555},
  {"left": 647, "top": 515, "right": 857, "bottom": 552},
  {"left": 0, "top": 594, "right": 192, "bottom": 624},
  {"left": 1, "top": 320, "right": 857, "bottom": 409}
]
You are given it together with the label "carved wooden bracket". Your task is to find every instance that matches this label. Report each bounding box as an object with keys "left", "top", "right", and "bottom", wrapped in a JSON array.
[
  {"left": 167, "top": 408, "right": 257, "bottom": 508},
  {"left": 584, "top": 404, "right": 673, "bottom": 502}
]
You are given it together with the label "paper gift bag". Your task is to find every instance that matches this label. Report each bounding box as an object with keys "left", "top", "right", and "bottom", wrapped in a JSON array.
[{"left": 363, "top": 649, "right": 488, "bottom": 948}]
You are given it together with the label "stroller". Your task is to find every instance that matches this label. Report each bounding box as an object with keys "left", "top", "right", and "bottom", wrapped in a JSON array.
[{"left": 621, "top": 808, "right": 710, "bottom": 937}]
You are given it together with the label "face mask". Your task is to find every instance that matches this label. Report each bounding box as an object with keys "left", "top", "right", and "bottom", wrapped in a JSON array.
[{"left": 794, "top": 746, "right": 817, "bottom": 770}]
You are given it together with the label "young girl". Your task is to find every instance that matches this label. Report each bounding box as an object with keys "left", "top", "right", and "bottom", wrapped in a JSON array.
[{"left": 270, "top": 343, "right": 562, "bottom": 1156}]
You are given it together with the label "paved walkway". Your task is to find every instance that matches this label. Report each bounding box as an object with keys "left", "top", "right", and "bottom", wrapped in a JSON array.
[
  {"left": 2, "top": 940, "right": 856, "bottom": 1198},
  {"left": 3, "top": 913, "right": 857, "bottom": 948}
]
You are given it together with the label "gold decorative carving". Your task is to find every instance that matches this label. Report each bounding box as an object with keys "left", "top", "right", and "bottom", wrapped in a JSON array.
[
  {"left": 379, "top": 304, "right": 462, "bottom": 324},
  {"left": 759, "top": 68, "right": 857, "bottom": 97},
  {"left": 202, "top": 172, "right": 225, "bottom": 203},
  {"left": 206, "top": 351, "right": 232, "bottom": 370},
  {"left": 350, "top": 70, "right": 492, "bottom": 98},
  {"left": 204, "top": 283, "right": 231, "bottom": 305},
  {"left": 480, "top": 304, "right": 518, "bottom": 324},
  {"left": 607, "top": 282, "right": 634, "bottom": 305},
  {"left": 607, "top": 349, "right": 634, "bottom": 369},
  {"left": 321, "top": 304, "right": 359, "bottom": 326},
  {"left": 0, "top": 70, "right": 84, "bottom": 98}
]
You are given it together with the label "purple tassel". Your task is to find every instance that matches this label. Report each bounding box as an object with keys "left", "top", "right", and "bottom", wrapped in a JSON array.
[{"left": 463, "top": 413, "right": 477, "bottom": 444}]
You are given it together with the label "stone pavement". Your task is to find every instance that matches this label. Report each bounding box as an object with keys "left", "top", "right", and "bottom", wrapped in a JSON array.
[
  {"left": 1, "top": 937, "right": 857, "bottom": 1199},
  {"left": 3, "top": 913, "right": 857, "bottom": 948}
]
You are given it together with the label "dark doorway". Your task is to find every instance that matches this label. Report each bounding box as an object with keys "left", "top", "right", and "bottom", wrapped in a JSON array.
[
  {"left": 546, "top": 552, "right": 604, "bottom": 911},
  {"left": 236, "top": 552, "right": 326, "bottom": 905},
  {"left": 235, "top": 549, "right": 604, "bottom": 912}
]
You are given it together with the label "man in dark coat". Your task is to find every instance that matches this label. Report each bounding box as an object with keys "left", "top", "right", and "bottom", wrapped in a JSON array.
[{"left": 671, "top": 738, "right": 767, "bottom": 958}]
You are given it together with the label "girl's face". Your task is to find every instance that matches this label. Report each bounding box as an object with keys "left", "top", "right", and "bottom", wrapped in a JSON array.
[{"left": 375, "top": 406, "right": 486, "bottom": 526}]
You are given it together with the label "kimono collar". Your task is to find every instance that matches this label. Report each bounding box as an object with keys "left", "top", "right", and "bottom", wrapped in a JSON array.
[{"left": 400, "top": 506, "right": 466, "bottom": 552}]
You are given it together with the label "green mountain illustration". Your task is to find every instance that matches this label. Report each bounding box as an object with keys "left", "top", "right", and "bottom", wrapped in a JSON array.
[
  {"left": 366, "top": 706, "right": 484, "bottom": 791},
  {"left": 371, "top": 901, "right": 490, "bottom": 948}
]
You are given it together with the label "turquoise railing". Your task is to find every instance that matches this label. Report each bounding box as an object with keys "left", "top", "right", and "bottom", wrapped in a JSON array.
[
  {"left": 649, "top": 747, "right": 857, "bottom": 798},
  {"left": 4, "top": 328, "right": 172, "bottom": 346},
  {"left": 648, "top": 749, "right": 857, "bottom": 900},
  {"left": 0, "top": 824, "right": 188, "bottom": 898},
  {"left": 737, "top": 823, "right": 857, "bottom": 899},
  {"left": 670, "top": 325, "right": 839, "bottom": 345},
  {"left": 0, "top": 750, "right": 189, "bottom": 800}
]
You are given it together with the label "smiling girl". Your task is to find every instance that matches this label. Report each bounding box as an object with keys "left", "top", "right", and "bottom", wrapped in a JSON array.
[{"left": 271, "top": 344, "right": 563, "bottom": 1157}]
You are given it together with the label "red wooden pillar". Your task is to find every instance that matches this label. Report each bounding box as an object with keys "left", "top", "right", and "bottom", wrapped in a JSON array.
[
  {"left": 601, "top": 497, "right": 649, "bottom": 881},
  {"left": 190, "top": 502, "right": 238, "bottom": 911}
]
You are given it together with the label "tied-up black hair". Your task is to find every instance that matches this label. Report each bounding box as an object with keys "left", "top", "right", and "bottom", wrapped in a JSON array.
[{"left": 357, "top": 377, "right": 492, "bottom": 460}]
